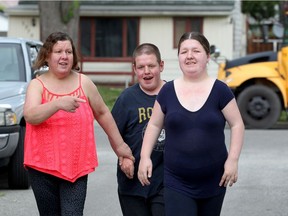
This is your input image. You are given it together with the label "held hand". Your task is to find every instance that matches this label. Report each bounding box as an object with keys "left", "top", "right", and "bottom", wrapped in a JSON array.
[
  {"left": 219, "top": 158, "right": 239, "bottom": 187},
  {"left": 120, "top": 158, "right": 134, "bottom": 179},
  {"left": 116, "top": 143, "right": 135, "bottom": 162},
  {"left": 59, "top": 96, "right": 86, "bottom": 113},
  {"left": 137, "top": 157, "right": 152, "bottom": 186}
]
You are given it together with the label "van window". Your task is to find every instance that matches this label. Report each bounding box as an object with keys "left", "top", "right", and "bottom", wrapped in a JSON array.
[{"left": 0, "top": 43, "right": 25, "bottom": 81}]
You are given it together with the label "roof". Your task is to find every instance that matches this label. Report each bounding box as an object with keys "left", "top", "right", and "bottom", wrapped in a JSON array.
[
  {"left": 81, "top": 0, "right": 235, "bottom": 16},
  {"left": 0, "top": 36, "right": 42, "bottom": 45},
  {"left": 6, "top": 0, "right": 235, "bottom": 17}
]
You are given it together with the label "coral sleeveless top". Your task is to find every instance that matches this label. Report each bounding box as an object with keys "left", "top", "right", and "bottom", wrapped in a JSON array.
[{"left": 24, "top": 74, "right": 98, "bottom": 182}]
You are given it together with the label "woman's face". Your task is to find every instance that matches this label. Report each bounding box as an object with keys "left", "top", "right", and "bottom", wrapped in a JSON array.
[
  {"left": 178, "top": 39, "right": 210, "bottom": 77},
  {"left": 133, "top": 53, "right": 164, "bottom": 94},
  {"left": 46, "top": 40, "right": 73, "bottom": 76}
]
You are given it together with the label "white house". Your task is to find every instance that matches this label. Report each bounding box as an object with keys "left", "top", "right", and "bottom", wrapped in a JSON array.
[
  {"left": 5, "top": 0, "right": 245, "bottom": 85},
  {"left": 0, "top": 13, "right": 8, "bottom": 36}
]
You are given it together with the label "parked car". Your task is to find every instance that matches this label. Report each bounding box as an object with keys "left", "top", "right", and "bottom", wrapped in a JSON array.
[{"left": 0, "top": 37, "right": 45, "bottom": 189}]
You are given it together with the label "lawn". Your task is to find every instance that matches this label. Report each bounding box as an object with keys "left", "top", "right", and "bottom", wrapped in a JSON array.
[
  {"left": 279, "top": 111, "right": 288, "bottom": 122},
  {"left": 97, "top": 85, "right": 124, "bottom": 110}
]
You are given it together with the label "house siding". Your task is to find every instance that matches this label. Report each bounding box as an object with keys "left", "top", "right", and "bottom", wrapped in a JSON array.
[
  {"left": 5, "top": 0, "right": 242, "bottom": 84},
  {"left": 140, "top": 17, "right": 178, "bottom": 81},
  {"left": 8, "top": 16, "right": 39, "bottom": 39}
]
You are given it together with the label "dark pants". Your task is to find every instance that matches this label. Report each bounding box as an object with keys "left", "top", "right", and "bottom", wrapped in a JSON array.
[
  {"left": 118, "top": 188, "right": 165, "bottom": 216},
  {"left": 164, "top": 187, "right": 226, "bottom": 216},
  {"left": 28, "top": 168, "right": 88, "bottom": 216}
]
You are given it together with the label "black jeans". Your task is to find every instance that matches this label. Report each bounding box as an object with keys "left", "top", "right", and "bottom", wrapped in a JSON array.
[
  {"left": 118, "top": 188, "right": 165, "bottom": 216},
  {"left": 28, "top": 168, "right": 88, "bottom": 216},
  {"left": 164, "top": 187, "right": 226, "bottom": 216}
]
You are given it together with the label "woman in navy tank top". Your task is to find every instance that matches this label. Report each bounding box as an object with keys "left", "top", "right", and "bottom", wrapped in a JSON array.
[{"left": 138, "top": 32, "right": 245, "bottom": 216}]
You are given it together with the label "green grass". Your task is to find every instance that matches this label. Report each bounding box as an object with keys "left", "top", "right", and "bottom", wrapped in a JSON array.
[
  {"left": 279, "top": 111, "right": 288, "bottom": 122},
  {"left": 97, "top": 85, "right": 124, "bottom": 110}
]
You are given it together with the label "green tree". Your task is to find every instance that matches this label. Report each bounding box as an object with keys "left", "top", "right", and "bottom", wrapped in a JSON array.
[
  {"left": 0, "top": 5, "right": 4, "bottom": 13},
  {"left": 241, "top": 0, "right": 280, "bottom": 22},
  {"left": 242, "top": 0, "right": 280, "bottom": 42}
]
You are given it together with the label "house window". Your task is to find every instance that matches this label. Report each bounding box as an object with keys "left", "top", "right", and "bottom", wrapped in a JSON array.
[
  {"left": 173, "top": 17, "right": 203, "bottom": 48},
  {"left": 80, "top": 17, "right": 139, "bottom": 59}
]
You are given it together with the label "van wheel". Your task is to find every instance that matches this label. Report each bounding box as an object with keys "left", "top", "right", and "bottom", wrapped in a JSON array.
[
  {"left": 8, "top": 126, "right": 30, "bottom": 189},
  {"left": 237, "top": 85, "right": 281, "bottom": 129}
]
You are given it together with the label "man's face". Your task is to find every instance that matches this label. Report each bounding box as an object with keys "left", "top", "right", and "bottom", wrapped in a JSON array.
[{"left": 133, "top": 54, "right": 164, "bottom": 94}]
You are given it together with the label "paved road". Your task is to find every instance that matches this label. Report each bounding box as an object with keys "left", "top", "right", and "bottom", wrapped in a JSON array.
[{"left": 0, "top": 123, "right": 288, "bottom": 216}]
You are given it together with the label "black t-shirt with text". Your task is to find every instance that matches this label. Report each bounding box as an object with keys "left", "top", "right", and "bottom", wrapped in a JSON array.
[{"left": 111, "top": 83, "right": 165, "bottom": 198}]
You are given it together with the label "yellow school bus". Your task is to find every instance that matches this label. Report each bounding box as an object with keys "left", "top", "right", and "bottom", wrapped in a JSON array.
[{"left": 216, "top": 46, "right": 288, "bottom": 129}]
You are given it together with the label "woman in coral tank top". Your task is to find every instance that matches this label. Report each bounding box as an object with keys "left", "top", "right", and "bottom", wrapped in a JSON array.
[{"left": 23, "top": 32, "right": 134, "bottom": 216}]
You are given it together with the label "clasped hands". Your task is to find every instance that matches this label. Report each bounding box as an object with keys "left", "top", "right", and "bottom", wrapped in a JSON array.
[
  {"left": 119, "top": 157, "right": 135, "bottom": 179},
  {"left": 119, "top": 156, "right": 153, "bottom": 186}
]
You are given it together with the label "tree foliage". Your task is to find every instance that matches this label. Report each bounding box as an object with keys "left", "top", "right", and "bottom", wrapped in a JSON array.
[{"left": 241, "top": 0, "right": 280, "bottom": 22}]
